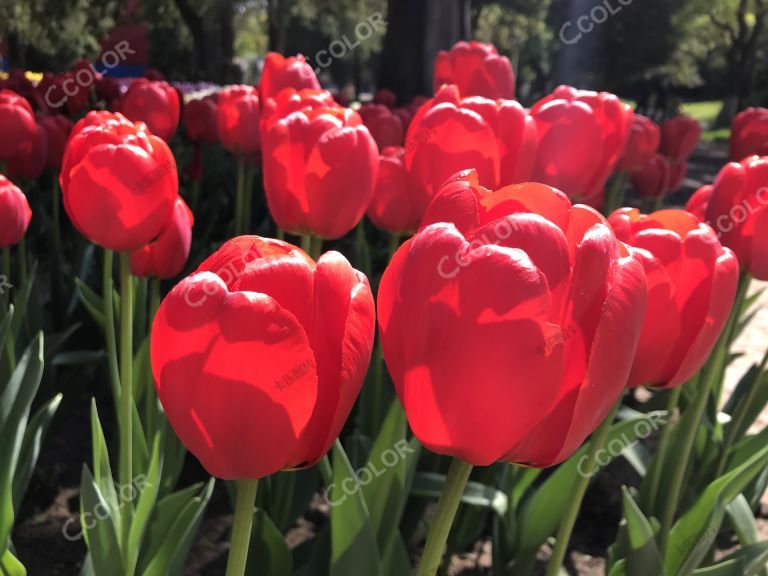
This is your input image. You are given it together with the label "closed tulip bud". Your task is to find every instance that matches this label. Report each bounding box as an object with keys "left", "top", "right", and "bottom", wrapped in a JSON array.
[
  {"left": 618, "top": 114, "right": 661, "bottom": 173},
  {"left": 260, "top": 52, "right": 320, "bottom": 102},
  {"left": 379, "top": 170, "right": 647, "bottom": 467},
  {"left": 373, "top": 88, "right": 397, "bottom": 108},
  {"left": 434, "top": 41, "right": 515, "bottom": 100},
  {"left": 730, "top": 107, "right": 768, "bottom": 161},
  {"left": 406, "top": 85, "right": 538, "bottom": 212},
  {"left": 263, "top": 107, "right": 378, "bottom": 239},
  {"left": 631, "top": 154, "right": 672, "bottom": 199},
  {"left": 8, "top": 117, "right": 47, "bottom": 181},
  {"left": 183, "top": 96, "right": 219, "bottom": 144},
  {"left": 608, "top": 208, "right": 738, "bottom": 388},
  {"left": 659, "top": 115, "right": 702, "bottom": 164},
  {"left": 366, "top": 147, "right": 421, "bottom": 234},
  {"left": 531, "top": 86, "right": 633, "bottom": 207},
  {"left": 0, "top": 175, "right": 32, "bottom": 248},
  {"left": 60, "top": 111, "right": 179, "bottom": 252},
  {"left": 150, "top": 235, "right": 375, "bottom": 479},
  {"left": 217, "top": 85, "right": 261, "bottom": 156},
  {"left": 131, "top": 197, "right": 194, "bottom": 279},
  {"left": 37, "top": 114, "right": 73, "bottom": 171},
  {"left": 122, "top": 79, "right": 181, "bottom": 142},
  {"left": 359, "top": 103, "right": 405, "bottom": 150},
  {"left": 260, "top": 88, "right": 339, "bottom": 133},
  {"left": 0, "top": 90, "right": 36, "bottom": 162},
  {"left": 685, "top": 156, "right": 768, "bottom": 280}
]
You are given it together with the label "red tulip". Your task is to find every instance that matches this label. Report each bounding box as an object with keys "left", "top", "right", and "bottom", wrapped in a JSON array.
[
  {"left": 183, "top": 96, "right": 219, "bottom": 144},
  {"left": 405, "top": 84, "right": 538, "bottom": 212},
  {"left": 263, "top": 107, "right": 378, "bottom": 239},
  {"left": 731, "top": 107, "right": 768, "bottom": 161},
  {"left": 150, "top": 235, "right": 375, "bottom": 479},
  {"left": 379, "top": 170, "right": 647, "bottom": 466},
  {"left": 366, "top": 147, "right": 421, "bottom": 234},
  {"left": 131, "top": 197, "right": 194, "bottom": 279},
  {"left": 0, "top": 175, "right": 32, "bottom": 248},
  {"left": 608, "top": 208, "right": 738, "bottom": 388},
  {"left": 259, "top": 52, "right": 320, "bottom": 102},
  {"left": 217, "top": 85, "right": 261, "bottom": 156},
  {"left": 373, "top": 89, "right": 397, "bottom": 108},
  {"left": 95, "top": 75, "right": 122, "bottom": 104},
  {"left": 359, "top": 103, "right": 405, "bottom": 150},
  {"left": 122, "top": 79, "right": 181, "bottom": 142},
  {"left": 434, "top": 41, "right": 515, "bottom": 100},
  {"left": 260, "top": 88, "right": 338, "bottom": 133},
  {"left": 631, "top": 154, "right": 672, "bottom": 199},
  {"left": 60, "top": 111, "right": 179, "bottom": 252},
  {"left": 0, "top": 90, "right": 36, "bottom": 162},
  {"left": 531, "top": 86, "right": 633, "bottom": 207},
  {"left": 37, "top": 114, "right": 74, "bottom": 171},
  {"left": 618, "top": 114, "right": 661, "bottom": 173},
  {"left": 685, "top": 156, "right": 768, "bottom": 280},
  {"left": 659, "top": 115, "right": 701, "bottom": 164},
  {"left": 7, "top": 117, "right": 47, "bottom": 181}
]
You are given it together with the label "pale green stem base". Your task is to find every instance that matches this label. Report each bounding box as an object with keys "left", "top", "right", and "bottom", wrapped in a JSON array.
[
  {"left": 225, "top": 479, "right": 259, "bottom": 576},
  {"left": 416, "top": 458, "right": 473, "bottom": 576}
]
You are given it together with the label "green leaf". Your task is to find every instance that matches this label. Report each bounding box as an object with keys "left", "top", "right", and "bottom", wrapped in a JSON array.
[
  {"left": 140, "top": 478, "right": 214, "bottom": 576},
  {"left": 10, "top": 264, "right": 36, "bottom": 341},
  {"left": 412, "top": 472, "right": 508, "bottom": 515},
  {"left": 43, "top": 323, "right": 81, "bottom": 361},
  {"left": 0, "top": 334, "right": 44, "bottom": 550},
  {"left": 0, "top": 307, "right": 13, "bottom": 374},
  {"left": 12, "top": 393, "right": 63, "bottom": 512},
  {"left": 74, "top": 278, "right": 105, "bottom": 329},
  {"left": 80, "top": 466, "right": 122, "bottom": 575},
  {"left": 89, "top": 401, "right": 120, "bottom": 526},
  {"left": 136, "top": 481, "right": 204, "bottom": 572},
  {"left": 665, "top": 442, "right": 768, "bottom": 576},
  {"left": 380, "top": 534, "right": 411, "bottom": 576},
  {"left": 132, "top": 338, "right": 150, "bottom": 403},
  {"left": 126, "top": 436, "right": 163, "bottom": 575},
  {"left": 52, "top": 351, "right": 104, "bottom": 367},
  {"left": 621, "top": 487, "right": 664, "bottom": 576},
  {"left": 0, "top": 547, "right": 26, "bottom": 576},
  {"left": 361, "top": 400, "right": 420, "bottom": 551},
  {"left": 516, "top": 412, "right": 668, "bottom": 566},
  {"left": 725, "top": 494, "right": 760, "bottom": 547},
  {"left": 245, "top": 508, "right": 292, "bottom": 576},
  {"left": 692, "top": 543, "right": 768, "bottom": 576},
  {"left": 329, "top": 440, "right": 381, "bottom": 576}
]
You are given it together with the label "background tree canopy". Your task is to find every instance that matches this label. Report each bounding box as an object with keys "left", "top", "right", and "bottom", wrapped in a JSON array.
[{"left": 0, "top": 0, "right": 765, "bottom": 116}]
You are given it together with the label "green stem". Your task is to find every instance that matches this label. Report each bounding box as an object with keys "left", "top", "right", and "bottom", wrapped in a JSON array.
[
  {"left": 52, "top": 177, "right": 62, "bottom": 258},
  {"left": 225, "top": 479, "right": 259, "bottom": 576},
  {"left": 417, "top": 458, "right": 473, "bottom": 576},
  {"left": 715, "top": 346, "right": 768, "bottom": 478},
  {"left": 604, "top": 171, "right": 631, "bottom": 216},
  {"left": 643, "top": 386, "right": 682, "bottom": 515},
  {"left": 103, "top": 250, "right": 120, "bottom": 406},
  {"left": 658, "top": 273, "right": 750, "bottom": 553},
  {"left": 235, "top": 156, "right": 246, "bottom": 236},
  {"left": 145, "top": 277, "right": 162, "bottom": 443},
  {"left": 546, "top": 397, "right": 623, "bottom": 576},
  {"left": 243, "top": 161, "right": 255, "bottom": 234},
  {"left": 355, "top": 220, "right": 371, "bottom": 279},
  {"left": 119, "top": 252, "right": 134, "bottom": 554},
  {"left": 18, "top": 236, "right": 27, "bottom": 289},
  {"left": 319, "top": 455, "right": 334, "bottom": 485},
  {"left": 310, "top": 236, "right": 323, "bottom": 261},
  {"left": 2, "top": 247, "right": 14, "bottom": 372}
]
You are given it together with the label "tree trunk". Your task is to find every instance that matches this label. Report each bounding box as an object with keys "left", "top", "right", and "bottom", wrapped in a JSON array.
[
  {"left": 173, "top": 0, "right": 209, "bottom": 80},
  {"left": 378, "top": 0, "right": 469, "bottom": 104}
]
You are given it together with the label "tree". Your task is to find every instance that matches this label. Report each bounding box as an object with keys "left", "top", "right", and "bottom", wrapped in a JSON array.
[
  {"left": 378, "top": 0, "right": 471, "bottom": 103},
  {"left": 709, "top": 0, "right": 768, "bottom": 123}
]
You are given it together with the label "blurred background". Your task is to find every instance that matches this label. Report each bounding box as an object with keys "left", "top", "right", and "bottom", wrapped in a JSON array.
[{"left": 0, "top": 0, "right": 766, "bottom": 132}]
